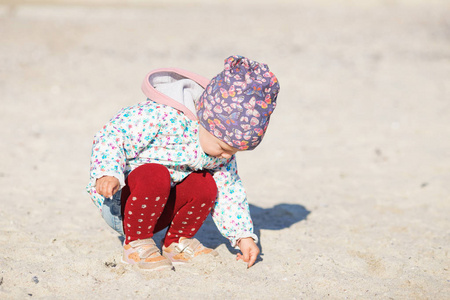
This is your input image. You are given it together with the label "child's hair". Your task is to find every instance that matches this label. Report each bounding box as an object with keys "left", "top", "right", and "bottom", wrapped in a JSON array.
[{"left": 197, "top": 55, "right": 280, "bottom": 150}]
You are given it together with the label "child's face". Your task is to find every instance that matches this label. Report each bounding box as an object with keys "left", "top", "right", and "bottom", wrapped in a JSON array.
[{"left": 199, "top": 125, "right": 239, "bottom": 159}]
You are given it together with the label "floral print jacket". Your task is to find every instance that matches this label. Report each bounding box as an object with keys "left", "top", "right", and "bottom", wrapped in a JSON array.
[{"left": 87, "top": 68, "right": 257, "bottom": 246}]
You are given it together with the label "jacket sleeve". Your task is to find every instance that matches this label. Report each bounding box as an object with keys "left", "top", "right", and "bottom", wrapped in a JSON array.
[
  {"left": 211, "top": 156, "right": 258, "bottom": 247},
  {"left": 89, "top": 103, "right": 162, "bottom": 192}
]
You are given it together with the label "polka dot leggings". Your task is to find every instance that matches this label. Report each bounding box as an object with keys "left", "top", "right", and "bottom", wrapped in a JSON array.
[{"left": 120, "top": 164, "right": 218, "bottom": 247}]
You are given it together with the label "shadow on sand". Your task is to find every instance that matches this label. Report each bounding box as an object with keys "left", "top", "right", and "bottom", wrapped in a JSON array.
[
  {"left": 186, "top": 203, "right": 311, "bottom": 264},
  {"left": 131, "top": 203, "right": 310, "bottom": 265}
]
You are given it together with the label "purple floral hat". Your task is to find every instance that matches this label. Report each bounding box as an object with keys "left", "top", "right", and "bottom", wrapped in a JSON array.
[{"left": 197, "top": 55, "right": 280, "bottom": 150}]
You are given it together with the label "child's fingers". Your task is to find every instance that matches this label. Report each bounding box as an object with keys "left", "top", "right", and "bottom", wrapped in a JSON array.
[
  {"left": 99, "top": 185, "right": 111, "bottom": 198},
  {"left": 98, "top": 182, "right": 111, "bottom": 198},
  {"left": 237, "top": 252, "right": 258, "bottom": 268},
  {"left": 106, "top": 183, "right": 118, "bottom": 198},
  {"left": 247, "top": 252, "right": 257, "bottom": 268},
  {"left": 96, "top": 177, "right": 119, "bottom": 198},
  {"left": 236, "top": 252, "right": 249, "bottom": 262},
  {"left": 111, "top": 184, "right": 118, "bottom": 194},
  {"left": 105, "top": 184, "right": 116, "bottom": 198},
  {"left": 241, "top": 250, "right": 250, "bottom": 263}
]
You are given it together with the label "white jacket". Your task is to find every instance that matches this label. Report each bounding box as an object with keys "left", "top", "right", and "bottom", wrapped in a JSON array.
[{"left": 87, "top": 68, "right": 257, "bottom": 246}]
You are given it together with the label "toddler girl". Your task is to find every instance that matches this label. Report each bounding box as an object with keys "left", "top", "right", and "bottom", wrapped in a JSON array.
[{"left": 87, "top": 55, "right": 280, "bottom": 271}]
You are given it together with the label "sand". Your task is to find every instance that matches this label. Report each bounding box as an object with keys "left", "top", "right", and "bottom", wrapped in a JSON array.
[{"left": 1, "top": 0, "right": 449, "bottom": 299}]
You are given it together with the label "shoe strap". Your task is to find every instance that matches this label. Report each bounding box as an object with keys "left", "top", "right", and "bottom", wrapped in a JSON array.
[
  {"left": 174, "top": 238, "right": 201, "bottom": 257},
  {"left": 129, "top": 238, "right": 159, "bottom": 258}
]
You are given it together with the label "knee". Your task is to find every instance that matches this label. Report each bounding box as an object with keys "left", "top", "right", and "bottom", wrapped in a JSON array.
[
  {"left": 192, "top": 171, "right": 218, "bottom": 203},
  {"left": 127, "top": 164, "right": 171, "bottom": 189}
]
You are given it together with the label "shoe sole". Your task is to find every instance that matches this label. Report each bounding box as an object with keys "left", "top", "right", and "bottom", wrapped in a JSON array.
[
  {"left": 162, "top": 252, "right": 218, "bottom": 265},
  {"left": 162, "top": 253, "right": 188, "bottom": 265},
  {"left": 120, "top": 258, "right": 174, "bottom": 271}
]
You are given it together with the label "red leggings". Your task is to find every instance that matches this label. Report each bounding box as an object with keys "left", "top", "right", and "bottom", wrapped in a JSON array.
[{"left": 120, "top": 164, "right": 217, "bottom": 247}]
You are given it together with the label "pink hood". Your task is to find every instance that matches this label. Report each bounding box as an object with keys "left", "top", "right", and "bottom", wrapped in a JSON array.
[{"left": 141, "top": 68, "right": 210, "bottom": 121}]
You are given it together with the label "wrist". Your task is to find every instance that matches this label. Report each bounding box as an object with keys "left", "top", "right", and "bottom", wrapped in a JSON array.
[{"left": 237, "top": 237, "right": 253, "bottom": 246}]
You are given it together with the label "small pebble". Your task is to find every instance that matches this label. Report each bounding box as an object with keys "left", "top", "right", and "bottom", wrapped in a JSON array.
[
  {"left": 32, "top": 276, "right": 39, "bottom": 284},
  {"left": 105, "top": 261, "right": 117, "bottom": 268}
]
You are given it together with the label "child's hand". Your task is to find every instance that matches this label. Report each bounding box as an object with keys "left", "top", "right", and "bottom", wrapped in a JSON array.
[
  {"left": 236, "top": 237, "right": 260, "bottom": 268},
  {"left": 95, "top": 176, "right": 120, "bottom": 198}
]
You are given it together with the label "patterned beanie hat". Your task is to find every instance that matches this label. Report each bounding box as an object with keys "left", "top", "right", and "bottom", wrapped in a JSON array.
[{"left": 197, "top": 55, "right": 280, "bottom": 150}]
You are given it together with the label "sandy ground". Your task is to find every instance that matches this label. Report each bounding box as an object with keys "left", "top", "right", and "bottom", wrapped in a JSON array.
[{"left": 1, "top": 0, "right": 449, "bottom": 299}]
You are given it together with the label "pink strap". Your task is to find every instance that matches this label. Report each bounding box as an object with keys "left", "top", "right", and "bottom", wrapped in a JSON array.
[{"left": 141, "top": 68, "right": 210, "bottom": 121}]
